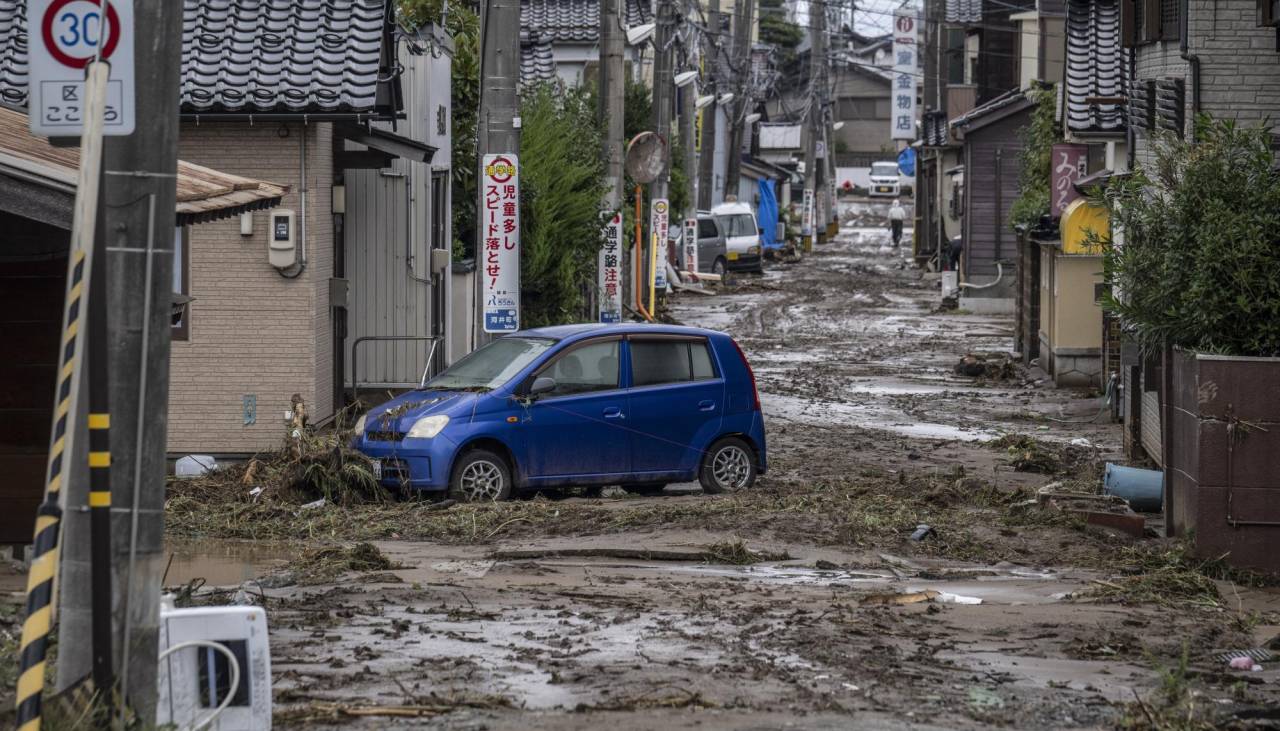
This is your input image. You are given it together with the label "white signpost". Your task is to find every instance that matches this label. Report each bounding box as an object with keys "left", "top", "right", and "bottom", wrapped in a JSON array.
[
  {"left": 801, "top": 188, "right": 815, "bottom": 236},
  {"left": 683, "top": 218, "right": 698, "bottom": 275},
  {"left": 598, "top": 212, "right": 622, "bottom": 323},
  {"left": 891, "top": 6, "right": 918, "bottom": 141},
  {"left": 650, "top": 198, "right": 669, "bottom": 290},
  {"left": 27, "top": 0, "right": 135, "bottom": 137},
  {"left": 481, "top": 154, "right": 520, "bottom": 333}
]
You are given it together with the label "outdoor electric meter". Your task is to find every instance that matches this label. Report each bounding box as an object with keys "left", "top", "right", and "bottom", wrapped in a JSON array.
[{"left": 268, "top": 209, "right": 296, "bottom": 269}]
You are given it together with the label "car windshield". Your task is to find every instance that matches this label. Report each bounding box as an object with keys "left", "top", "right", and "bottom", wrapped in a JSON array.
[
  {"left": 423, "top": 337, "right": 555, "bottom": 391},
  {"left": 871, "top": 163, "right": 898, "bottom": 178},
  {"left": 717, "top": 213, "right": 756, "bottom": 237}
]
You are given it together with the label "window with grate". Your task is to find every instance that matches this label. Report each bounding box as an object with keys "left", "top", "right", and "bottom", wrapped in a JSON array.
[{"left": 1160, "top": 0, "right": 1180, "bottom": 39}]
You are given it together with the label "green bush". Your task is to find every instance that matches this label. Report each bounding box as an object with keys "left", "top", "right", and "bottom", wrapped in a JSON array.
[
  {"left": 1008, "top": 84, "right": 1060, "bottom": 229},
  {"left": 519, "top": 84, "right": 609, "bottom": 326},
  {"left": 1099, "top": 117, "right": 1280, "bottom": 357}
]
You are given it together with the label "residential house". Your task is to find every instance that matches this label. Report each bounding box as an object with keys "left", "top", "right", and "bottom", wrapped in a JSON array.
[
  {"left": 0, "top": 0, "right": 456, "bottom": 459},
  {"left": 519, "top": 0, "right": 653, "bottom": 85},
  {"left": 0, "top": 107, "right": 286, "bottom": 542}
]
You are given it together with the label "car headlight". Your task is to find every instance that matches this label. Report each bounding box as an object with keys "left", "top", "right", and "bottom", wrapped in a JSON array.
[
  {"left": 352, "top": 413, "right": 367, "bottom": 435},
  {"left": 406, "top": 414, "right": 450, "bottom": 439}
]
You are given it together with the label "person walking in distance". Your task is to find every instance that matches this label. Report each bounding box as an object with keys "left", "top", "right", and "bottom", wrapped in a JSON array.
[{"left": 888, "top": 199, "right": 906, "bottom": 247}]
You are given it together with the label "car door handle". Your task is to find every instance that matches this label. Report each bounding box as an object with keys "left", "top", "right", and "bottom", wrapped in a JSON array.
[
  {"left": 603, "top": 407, "right": 625, "bottom": 419},
  {"left": 698, "top": 400, "right": 716, "bottom": 411}
]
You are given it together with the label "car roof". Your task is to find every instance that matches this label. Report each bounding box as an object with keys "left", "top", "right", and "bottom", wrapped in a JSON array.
[
  {"left": 509, "top": 323, "right": 724, "bottom": 343},
  {"left": 710, "top": 201, "right": 753, "bottom": 215}
]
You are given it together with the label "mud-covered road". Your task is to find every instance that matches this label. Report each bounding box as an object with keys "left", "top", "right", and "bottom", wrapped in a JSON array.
[{"left": 160, "top": 199, "right": 1280, "bottom": 730}]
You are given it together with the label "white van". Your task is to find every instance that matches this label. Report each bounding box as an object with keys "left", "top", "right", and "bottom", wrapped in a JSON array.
[
  {"left": 868, "top": 161, "right": 901, "bottom": 197},
  {"left": 710, "top": 201, "right": 763, "bottom": 274}
]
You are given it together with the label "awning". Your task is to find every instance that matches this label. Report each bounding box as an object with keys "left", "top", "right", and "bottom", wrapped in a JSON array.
[
  {"left": 337, "top": 123, "right": 437, "bottom": 163},
  {"left": 0, "top": 107, "right": 288, "bottom": 228}
]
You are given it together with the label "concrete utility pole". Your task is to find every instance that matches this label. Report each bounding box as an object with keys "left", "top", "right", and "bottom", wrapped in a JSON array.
[
  {"left": 53, "top": 0, "right": 184, "bottom": 722},
  {"left": 681, "top": 81, "right": 698, "bottom": 217},
  {"left": 477, "top": 0, "right": 521, "bottom": 342},
  {"left": 697, "top": 0, "right": 722, "bottom": 209},
  {"left": 600, "top": 0, "right": 625, "bottom": 212},
  {"left": 802, "top": 0, "right": 820, "bottom": 247},
  {"left": 651, "top": 0, "right": 676, "bottom": 202},
  {"left": 724, "top": 0, "right": 755, "bottom": 196}
]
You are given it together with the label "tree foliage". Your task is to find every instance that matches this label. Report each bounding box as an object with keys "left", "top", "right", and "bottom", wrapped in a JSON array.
[
  {"left": 398, "top": 0, "right": 480, "bottom": 258},
  {"left": 1009, "top": 84, "right": 1061, "bottom": 229},
  {"left": 1098, "top": 118, "right": 1280, "bottom": 357},
  {"left": 518, "top": 84, "right": 609, "bottom": 326},
  {"left": 760, "top": 0, "right": 804, "bottom": 82}
]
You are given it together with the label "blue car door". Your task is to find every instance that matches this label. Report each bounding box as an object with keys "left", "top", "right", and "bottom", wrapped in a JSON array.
[
  {"left": 518, "top": 337, "right": 631, "bottom": 481},
  {"left": 626, "top": 336, "right": 725, "bottom": 476}
]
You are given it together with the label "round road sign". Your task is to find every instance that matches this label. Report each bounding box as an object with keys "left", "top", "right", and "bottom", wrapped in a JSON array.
[{"left": 41, "top": 0, "right": 122, "bottom": 69}]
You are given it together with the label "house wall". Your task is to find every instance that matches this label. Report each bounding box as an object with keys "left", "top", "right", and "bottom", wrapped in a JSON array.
[
  {"left": 961, "top": 110, "right": 1027, "bottom": 281},
  {"left": 1046, "top": 253, "right": 1104, "bottom": 386},
  {"left": 171, "top": 121, "right": 334, "bottom": 455}
]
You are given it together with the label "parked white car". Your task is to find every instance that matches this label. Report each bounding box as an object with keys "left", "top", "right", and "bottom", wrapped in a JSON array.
[
  {"left": 710, "top": 201, "right": 764, "bottom": 274},
  {"left": 868, "top": 161, "right": 901, "bottom": 197}
]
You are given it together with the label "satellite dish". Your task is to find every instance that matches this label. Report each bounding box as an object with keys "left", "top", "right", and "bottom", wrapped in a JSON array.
[{"left": 625, "top": 131, "right": 668, "bottom": 184}]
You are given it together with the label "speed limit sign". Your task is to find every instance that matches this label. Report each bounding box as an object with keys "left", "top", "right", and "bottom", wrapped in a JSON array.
[{"left": 26, "top": 0, "right": 135, "bottom": 136}]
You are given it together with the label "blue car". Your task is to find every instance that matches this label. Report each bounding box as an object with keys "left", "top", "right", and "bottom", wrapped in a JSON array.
[{"left": 352, "top": 324, "right": 767, "bottom": 501}]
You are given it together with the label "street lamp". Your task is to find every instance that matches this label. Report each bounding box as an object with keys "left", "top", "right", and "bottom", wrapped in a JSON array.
[
  {"left": 716, "top": 92, "right": 735, "bottom": 105},
  {"left": 695, "top": 94, "right": 716, "bottom": 110},
  {"left": 674, "top": 70, "right": 698, "bottom": 88},
  {"left": 744, "top": 112, "right": 762, "bottom": 124},
  {"left": 626, "top": 23, "right": 655, "bottom": 45},
  {"left": 833, "top": 121, "right": 846, "bottom": 130}
]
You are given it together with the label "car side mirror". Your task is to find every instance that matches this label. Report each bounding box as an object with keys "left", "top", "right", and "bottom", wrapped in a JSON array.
[
  {"left": 757, "top": 227, "right": 764, "bottom": 235},
  {"left": 529, "top": 376, "right": 557, "bottom": 398}
]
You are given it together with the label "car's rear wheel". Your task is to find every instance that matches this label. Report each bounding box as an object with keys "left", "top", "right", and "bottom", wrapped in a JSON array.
[
  {"left": 621, "top": 483, "right": 666, "bottom": 496},
  {"left": 712, "top": 257, "right": 727, "bottom": 278},
  {"left": 449, "top": 449, "right": 513, "bottom": 502},
  {"left": 699, "top": 437, "right": 757, "bottom": 494}
]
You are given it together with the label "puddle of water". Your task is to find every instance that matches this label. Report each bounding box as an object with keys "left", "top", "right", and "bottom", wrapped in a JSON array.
[
  {"left": 164, "top": 540, "right": 296, "bottom": 587},
  {"left": 762, "top": 393, "right": 999, "bottom": 442}
]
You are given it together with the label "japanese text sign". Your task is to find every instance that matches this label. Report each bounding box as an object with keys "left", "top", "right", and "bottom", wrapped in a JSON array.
[
  {"left": 27, "top": 0, "right": 136, "bottom": 136},
  {"left": 683, "top": 218, "right": 698, "bottom": 275},
  {"left": 891, "top": 6, "right": 918, "bottom": 141},
  {"left": 1051, "top": 143, "right": 1089, "bottom": 218},
  {"left": 599, "top": 212, "right": 623, "bottom": 323},
  {"left": 801, "top": 188, "right": 814, "bottom": 236},
  {"left": 481, "top": 153, "right": 520, "bottom": 333},
  {"left": 651, "top": 198, "right": 669, "bottom": 290}
]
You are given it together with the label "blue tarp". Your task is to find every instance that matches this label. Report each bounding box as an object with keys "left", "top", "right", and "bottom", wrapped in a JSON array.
[
  {"left": 758, "top": 178, "right": 780, "bottom": 250},
  {"left": 898, "top": 147, "right": 916, "bottom": 177}
]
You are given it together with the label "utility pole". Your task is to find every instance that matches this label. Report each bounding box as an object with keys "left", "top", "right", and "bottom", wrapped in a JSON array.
[
  {"left": 651, "top": 0, "right": 676, "bottom": 202},
  {"left": 697, "top": 0, "right": 722, "bottom": 209},
  {"left": 724, "top": 0, "right": 755, "bottom": 196},
  {"left": 477, "top": 0, "right": 521, "bottom": 341},
  {"left": 681, "top": 81, "right": 698, "bottom": 217},
  {"left": 600, "top": 0, "right": 625, "bottom": 212},
  {"left": 802, "top": 0, "right": 821, "bottom": 248}
]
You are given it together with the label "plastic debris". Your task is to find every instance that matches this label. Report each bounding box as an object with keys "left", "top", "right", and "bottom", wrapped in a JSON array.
[
  {"left": 174, "top": 454, "right": 217, "bottom": 478},
  {"left": 299, "top": 498, "right": 326, "bottom": 511},
  {"left": 909, "top": 524, "right": 933, "bottom": 541},
  {"left": 937, "top": 592, "right": 983, "bottom": 605},
  {"left": 1229, "top": 656, "right": 1263, "bottom": 672},
  {"left": 1070, "top": 437, "right": 1093, "bottom": 448}
]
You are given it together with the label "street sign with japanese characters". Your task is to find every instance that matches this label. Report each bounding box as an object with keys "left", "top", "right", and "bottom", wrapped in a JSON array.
[
  {"left": 1051, "top": 143, "right": 1089, "bottom": 218},
  {"left": 651, "top": 198, "right": 669, "bottom": 289},
  {"left": 683, "top": 218, "right": 698, "bottom": 274},
  {"left": 801, "top": 188, "right": 814, "bottom": 236},
  {"left": 598, "top": 212, "right": 622, "bottom": 323},
  {"left": 27, "top": 0, "right": 136, "bottom": 136},
  {"left": 481, "top": 153, "right": 520, "bottom": 333},
  {"left": 891, "top": 6, "right": 917, "bottom": 141}
]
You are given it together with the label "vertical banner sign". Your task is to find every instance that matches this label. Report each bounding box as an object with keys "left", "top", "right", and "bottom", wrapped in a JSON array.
[
  {"left": 801, "top": 188, "right": 815, "bottom": 235},
  {"left": 598, "top": 213, "right": 623, "bottom": 323},
  {"left": 827, "top": 178, "right": 838, "bottom": 222},
  {"left": 27, "top": 0, "right": 137, "bottom": 136},
  {"left": 482, "top": 154, "right": 520, "bottom": 333},
  {"left": 683, "top": 218, "right": 699, "bottom": 274},
  {"left": 1051, "top": 143, "right": 1089, "bottom": 217},
  {"left": 891, "top": 6, "right": 918, "bottom": 141},
  {"left": 651, "top": 198, "right": 670, "bottom": 289}
]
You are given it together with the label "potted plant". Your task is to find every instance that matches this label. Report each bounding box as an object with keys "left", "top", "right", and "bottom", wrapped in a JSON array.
[{"left": 1099, "top": 118, "right": 1280, "bottom": 573}]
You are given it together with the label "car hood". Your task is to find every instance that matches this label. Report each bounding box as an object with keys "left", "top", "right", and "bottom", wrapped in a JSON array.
[{"left": 365, "top": 390, "right": 481, "bottom": 432}]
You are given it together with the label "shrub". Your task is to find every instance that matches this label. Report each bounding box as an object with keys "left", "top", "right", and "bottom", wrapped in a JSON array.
[
  {"left": 1098, "top": 117, "right": 1280, "bottom": 357},
  {"left": 1008, "top": 84, "right": 1060, "bottom": 229}
]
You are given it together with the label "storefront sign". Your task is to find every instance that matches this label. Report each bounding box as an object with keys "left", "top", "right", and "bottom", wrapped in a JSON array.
[
  {"left": 481, "top": 153, "right": 519, "bottom": 333},
  {"left": 891, "top": 7, "right": 918, "bottom": 141},
  {"left": 1051, "top": 143, "right": 1089, "bottom": 218},
  {"left": 599, "top": 212, "right": 622, "bottom": 323}
]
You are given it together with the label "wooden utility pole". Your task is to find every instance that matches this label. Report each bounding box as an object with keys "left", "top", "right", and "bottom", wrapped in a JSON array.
[
  {"left": 724, "top": 0, "right": 755, "bottom": 196},
  {"left": 697, "top": 0, "right": 721, "bottom": 209}
]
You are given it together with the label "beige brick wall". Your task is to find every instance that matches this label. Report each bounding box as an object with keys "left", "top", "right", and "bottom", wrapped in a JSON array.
[{"left": 170, "top": 121, "right": 334, "bottom": 454}]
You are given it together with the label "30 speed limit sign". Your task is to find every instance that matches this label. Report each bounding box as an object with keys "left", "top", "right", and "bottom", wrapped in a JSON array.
[{"left": 26, "top": 0, "right": 135, "bottom": 136}]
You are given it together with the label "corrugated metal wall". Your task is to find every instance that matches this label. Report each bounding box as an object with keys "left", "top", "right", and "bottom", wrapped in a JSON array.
[{"left": 963, "top": 114, "right": 1026, "bottom": 278}]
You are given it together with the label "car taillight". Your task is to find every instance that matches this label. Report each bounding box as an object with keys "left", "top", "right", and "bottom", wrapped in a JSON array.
[{"left": 730, "top": 338, "right": 761, "bottom": 411}]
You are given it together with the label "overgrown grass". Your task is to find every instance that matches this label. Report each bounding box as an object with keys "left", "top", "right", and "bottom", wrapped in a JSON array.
[{"left": 1120, "top": 645, "right": 1220, "bottom": 731}]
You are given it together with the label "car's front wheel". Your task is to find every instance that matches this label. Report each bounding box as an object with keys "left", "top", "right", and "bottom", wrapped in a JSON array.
[
  {"left": 449, "top": 449, "right": 513, "bottom": 502},
  {"left": 699, "top": 437, "right": 758, "bottom": 494},
  {"left": 712, "top": 257, "right": 727, "bottom": 278}
]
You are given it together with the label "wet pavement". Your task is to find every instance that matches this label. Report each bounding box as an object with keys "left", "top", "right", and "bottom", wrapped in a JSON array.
[{"left": 166, "top": 198, "right": 1280, "bottom": 729}]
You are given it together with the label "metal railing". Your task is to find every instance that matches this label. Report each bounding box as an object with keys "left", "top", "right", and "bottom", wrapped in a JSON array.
[{"left": 349, "top": 335, "right": 441, "bottom": 404}]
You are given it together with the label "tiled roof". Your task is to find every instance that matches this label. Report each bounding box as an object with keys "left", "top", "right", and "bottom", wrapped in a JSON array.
[
  {"left": 1065, "top": 0, "right": 1127, "bottom": 133},
  {"left": 519, "top": 0, "right": 652, "bottom": 82},
  {"left": 0, "top": 0, "right": 397, "bottom": 116},
  {"left": 923, "top": 110, "right": 950, "bottom": 147},
  {"left": 946, "top": 0, "right": 982, "bottom": 23},
  {"left": 950, "top": 88, "right": 1030, "bottom": 130}
]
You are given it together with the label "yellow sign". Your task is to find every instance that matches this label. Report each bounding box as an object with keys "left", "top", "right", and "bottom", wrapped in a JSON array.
[{"left": 1059, "top": 199, "right": 1109, "bottom": 255}]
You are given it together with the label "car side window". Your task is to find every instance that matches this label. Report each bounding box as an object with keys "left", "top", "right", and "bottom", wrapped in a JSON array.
[
  {"left": 540, "top": 340, "right": 620, "bottom": 397},
  {"left": 631, "top": 339, "right": 718, "bottom": 387},
  {"left": 698, "top": 218, "right": 718, "bottom": 239}
]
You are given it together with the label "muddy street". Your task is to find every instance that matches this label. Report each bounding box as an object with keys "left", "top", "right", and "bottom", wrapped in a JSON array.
[{"left": 161, "top": 198, "right": 1280, "bottom": 730}]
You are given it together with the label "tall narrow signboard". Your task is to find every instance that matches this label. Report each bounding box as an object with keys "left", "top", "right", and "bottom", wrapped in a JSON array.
[
  {"left": 683, "top": 218, "right": 699, "bottom": 274},
  {"left": 651, "top": 198, "right": 669, "bottom": 289},
  {"left": 27, "top": 0, "right": 136, "bottom": 136},
  {"left": 801, "top": 188, "right": 815, "bottom": 235},
  {"left": 599, "top": 213, "right": 623, "bottom": 323},
  {"left": 1051, "top": 143, "right": 1089, "bottom": 217},
  {"left": 891, "top": 6, "right": 918, "bottom": 141},
  {"left": 481, "top": 154, "right": 520, "bottom": 333}
]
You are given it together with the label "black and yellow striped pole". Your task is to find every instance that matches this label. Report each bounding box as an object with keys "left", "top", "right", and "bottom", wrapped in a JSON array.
[{"left": 16, "top": 59, "right": 112, "bottom": 731}]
